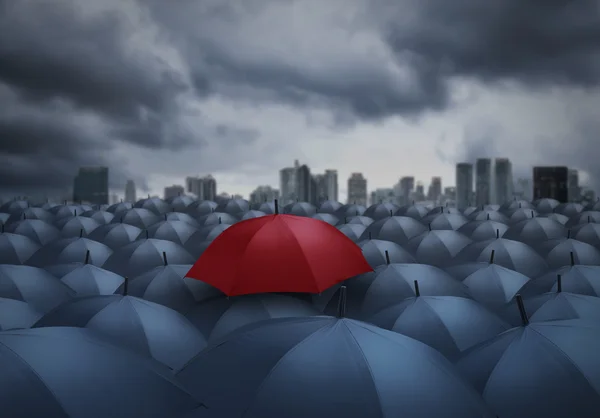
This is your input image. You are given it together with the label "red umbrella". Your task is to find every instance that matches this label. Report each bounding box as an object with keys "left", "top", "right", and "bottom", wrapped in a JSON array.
[{"left": 186, "top": 200, "right": 372, "bottom": 296}]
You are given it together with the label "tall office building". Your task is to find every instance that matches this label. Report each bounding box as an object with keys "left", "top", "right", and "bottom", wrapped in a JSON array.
[
  {"left": 313, "top": 174, "right": 326, "bottom": 203},
  {"left": 164, "top": 185, "right": 184, "bottom": 199},
  {"left": 515, "top": 178, "right": 532, "bottom": 201},
  {"left": 323, "top": 170, "right": 338, "bottom": 201},
  {"left": 124, "top": 180, "right": 136, "bottom": 203},
  {"left": 370, "top": 188, "right": 395, "bottom": 205},
  {"left": 456, "top": 163, "right": 474, "bottom": 210},
  {"left": 279, "top": 160, "right": 300, "bottom": 204},
  {"left": 73, "top": 167, "right": 109, "bottom": 205},
  {"left": 296, "top": 164, "right": 315, "bottom": 204},
  {"left": 475, "top": 158, "right": 492, "bottom": 206},
  {"left": 347, "top": 173, "right": 368, "bottom": 205},
  {"left": 494, "top": 158, "right": 513, "bottom": 205},
  {"left": 413, "top": 183, "right": 425, "bottom": 202},
  {"left": 393, "top": 176, "right": 415, "bottom": 206},
  {"left": 533, "top": 166, "right": 569, "bottom": 202},
  {"left": 568, "top": 169, "right": 580, "bottom": 202},
  {"left": 427, "top": 177, "right": 442, "bottom": 203},
  {"left": 185, "top": 175, "right": 217, "bottom": 200},
  {"left": 249, "top": 185, "right": 279, "bottom": 205}
]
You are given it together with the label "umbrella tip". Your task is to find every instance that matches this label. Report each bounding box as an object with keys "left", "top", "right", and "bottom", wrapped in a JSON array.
[
  {"left": 389, "top": 210, "right": 393, "bottom": 217},
  {"left": 368, "top": 231, "right": 372, "bottom": 239},
  {"left": 531, "top": 210, "right": 534, "bottom": 217},
  {"left": 218, "top": 217, "right": 222, "bottom": 224},
  {"left": 487, "top": 213, "right": 490, "bottom": 220},
  {"left": 570, "top": 251, "right": 575, "bottom": 266},
  {"left": 519, "top": 203, "right": 522, "bottom": 208},
  {"left": 336, "top": 285, "right": 347, "bottom": 318},
  {"left": 146, "top": 230, "right": 149, "bottom": 239},
  {"left": 164, "top": 213, "right": 167, "bottom": 221},
  {"left": 74, "top": 209, "right": 77, "bottom": 216},
  {"left": 515, "top": 294, "right": 529, "bottom": 326},
  {"left": 120, "top": 217, "right": 123, "bottom": 223},
  {"left": 384, "top": 250, "right": 390, "bottom": 265},
  {"left": 123, "top": 276, "right": 129, "bottom": 296},
  {"left": 85, "top": 250, "right": 90, "bottom": 264},
  {"left": 428, "top": 223, "right": 432, "bottom": 231},
  {"left": 557, "top": 274, "right": 562, "bottom": 293},
  {"left": 413, "top": 280, "right": 420, "bottom": 297},
  {"left": 567, "top": 229, "right": 571, "bottom": 239},
  {"left": 79, "top": 229, "right": 83, "bottom": 238},
  {"left": 274, "top": 199, "right": 279, "bottom": 214},
  {"left": 489, "top": 249, "right": 495, "bottom": 264},
  {"left": 496, "top": 229, "right": 499, "bottom": 239},
  {"left": 0, "top": 222, "right": 3, "bottom": 233},
  {"left": 23, "top": 212, "right": 26, "bottom": 220},
  {"left": 163, "top": 251, "right": 168, "bottom": 266}
]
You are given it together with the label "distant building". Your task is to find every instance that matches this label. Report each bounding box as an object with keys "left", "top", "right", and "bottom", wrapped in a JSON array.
[
  {"left": 533, "top": 166, "right": 568, "bottom": 202},
  {"left": 475, "top": 158, "right": 492, "bottom": 206},
  {"left": 164, "top": 185, "right": 184, "bottom": 199},
  {"left": 73, "top": 167, "right": 109, "bottom": 205},
  {"left": 393, "top": 176, "right": 414, "bottom": 206},
  {"left": 568, "top": 169, "right": 580, "bottom": 202},
  {"left": 249, "top": 185, "right": 279, "bottom": 205},
  {"left": 427, "top": 177, "right": 442, "bottom": 203},
  {"left": 323, "top": 170, "right": 338, "bottom": 202},
  {"left": 494, "top": 158, "right": 513, "bottom": 205},
  {"left": 185, "top": 175, "right": 217, "bottom": 201},
  {"left": 347, "top": 173, "right": 368, "bottom": 205},
  {"left": 124, "top": 180, "right": 136, "bottom": 203},
  {"left": 456, "top": 163, "right": 474, "bottom": 210},
  {"left": 279, "top": 160, "right": 300, "bottom": 204},
  {"left": 514, "top": 178, "right": 532, "bottom": 201},
  {"left": 313, "top": 174, "right": 326, "bottom": 203},
  {"left": 296, "top": 164, "right": 315, "bottom": 204},
  {"left": 412, "top": 182, "right": 425, "bottom": 202},
  {"left": 370, "top": 188, "right": 395, "bottom": 205}
]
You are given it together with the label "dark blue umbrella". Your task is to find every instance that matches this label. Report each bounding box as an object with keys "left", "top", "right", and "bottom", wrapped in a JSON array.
[
  {"left": 537, "top": 238, "right": 600, "bottom": 268},
  {"left": 565, "top": 210, "right": 600, "bottom": 228},
  {"left": 534, "top": 198, "right": 560, "bottom": 214},
  {"left": 176, "top": 315, "right": 494, "bottom": 418},
  {"left": 405, "top": 230, "right": 472, "bottom": 267},
  {"left": 444, "top": 262, "right": 491, "bottom": 281},
  {"left": 6, "top": 207, "right": 54, "bottom": 224},
  {"left": 363, "top": 202, "right": 399, "bottom": 220},
  {"left": 0, "top": 327, "right": 206, "bottom": 418},
  {"left": 5, "top": 218, "right": 61, "bottom": 245},
  {"left": 335, "top": 203, "right": 366, "bottom": 218},
  {"left": 49, "top": 204, "right": 82, "bottom": 219},
  {"left": 115, "top": 263, "right": 222, "bottom": 313},
  {"left": 46, "top": 258, "right": 125, "bottom": 296},
  {"left": 572, "top": 222, "right": 600, "bottom": 249},
  {"left": 283, "top": 201, "right": 317, "bottom": 217},
  {"left": 185, "top": 223, "right": 231, "bottom": 258},
  {"left": 508, "top": 208, "right": 537, "bottom": 223},
  {"left": 81, "top": 210, "right": 114, "bottom": 225},
  {"left": 462, "top": 206, "right": 479, "bottom": 217},
  {"left": 0, "top": 264, "right": 73, "bottom": 312},
  {"left": 454, "top": 238, "right": 549, "bottom": 278},
  {"left": 55, "top": 215, "right": 101, "bottom": 238},
  {"left": 336, "top": 223, "right": 366, "bottom": 242},
  {"left": 541, "top": 212, "right": 570, "bottom": 225},
  {"left": 426, "top": 206, "right": 461, "bottom": 217},
  {"left": 216, "top": 198, "right": 250, "bottom": 216},
  {"left": 0, "top": 231, "right": 41, "bottom": 264},
  {"left": 111, "top": 208, "right": 161, "bottom": 229},
  {"left": 28, "top": 236, "right": 113, "bottom": 267},
  {"left": 0, "top": 212, "right": 9, "bottom": 225},
  {"left": 457, "top": 307, "right": 600, "bottom": 418},
  {"left": 467, "top": 209, "right": 509, "bottom": 223},
  {"left": 310, "top": 213, "right": 339, "bottom": 225},
  {"left": 458, "top": 219, "right": 508, "bottom": 241},
  {"left": 134, "top": 196, "right": 171, "bottom": 215},
  {"left": 358, "top": 239, "right": 416, "bottom": 268},
  {"left": 503, "top": 217, "right": 566, "bottom": 244},
  {"left": 106, "top": 201, "right": 133, "bottom": 215},
  {"left": 167, "top": 195, "right": 195, "bottom": 212},
  {"left": 241, "top": 210, "right": 266, "bottom": 220},
  {"left": 524, "top": 265, "right": 600, "bottom": 297},
  {"left": 342, "top": 215, "right": 373, "bottom": 226},
  {"left": 396, "top": 203, "right": 429, "bottom": 221},
  {"left": 0, "top": 199, "right": 29, "bottom": 214},
  {"left": 165, "top": 211, "right": 201, "bottom": 227},
  {"left": 35, "top": 295, "right": 206, "bottom": 370},
  {"left": 368, "top": 293, "right": 510, "bottom": 360},
  {"left": 499, "top": 199, "right": 534, "bottom": 213},
  {"left": 359, "top": 216, "right": 427, "bottom": 245},
  {"left": 554, "top": 202, "right": 584, "bottom": 218},
  {"left": 103, "top": 239, "right": 194, "bottom": 278},
  {"left": 186, "top": 200, "right": 218, "bottom": 217},
  {"left": 185, "top": 294, "right": 320, "bottom": 343},
  {"left": 141, "top": 220, "right": 198, "bottom": 246},
  {"left": 427, "top": 213, "right": 469, "bottom": 230},
  {"left": 87, "top": 223, "right": 142, "bottom": 249},
  {"left": 257, "top": 201, "right": 276, "bottom": 214},
  {"left": 196, "top": 212, "right": 237, "bottom": 227},
  {"left": 317, "top": 200, "right": 342, "bottom": 214},
  {"left": 0, "top": 297, "right": 43, "bottom": 330},
  {"left": 38, "top": 201, "right": 60, "bottom": 211}
]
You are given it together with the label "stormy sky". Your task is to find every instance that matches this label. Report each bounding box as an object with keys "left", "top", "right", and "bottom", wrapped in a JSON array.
[{"left": 1, "top": 0, "right": 600, "bottom": 200}]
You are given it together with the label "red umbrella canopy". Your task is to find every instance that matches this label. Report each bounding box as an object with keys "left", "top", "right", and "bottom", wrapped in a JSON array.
[{"left": 186, "top": 213, "right": 372, "bottom": 296}]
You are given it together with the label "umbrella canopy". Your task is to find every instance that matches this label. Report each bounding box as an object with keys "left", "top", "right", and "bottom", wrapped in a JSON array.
[
  {"left": 454, "top": 238, "right": 549, "bottom": 278},
  {"left": 106, "top": 201, "right": 133, "bottom": 214},
  {"left": 0, "top": 199, "right": 29, "bottom": 214},
  {"left": 35, "top": 295, "right": 206, "bottom": 370},
  {"left": 456, "top": 314, "right": 600, "bottom": 418},
  {"left": 87, "top": 223, "right": 142, "bottom": 249},
  {"left": 537, "top": 238, "right": 600, "bottom": 268},
  {"left": 310, "top": 213, "right": 339, "bottom": 225},
  {"left": 405, "top": 230, "right": 472, "bottom": 267},
  {"left": 116, "top": 263, "right": 222, "bottom": 313},
  {"left": 49, "top": 204, "right": 82, "bottom": 219},
  {"left": 0, "top": 232, "right": 41, "bottom": 264},
  {"left": 241, "top": 210, "right": 266, "bottom": 220},
  {"left": 111, "top": 208, "right": 161, "bottom": 229},
  {"left": 427, "top": 213, "right": 469, "bottom": 230},
  {"left": 167, "top": 195, "right": 195, "bottom": 212},
  {"left": 368, "top": 294, "right": 510, "bottom": 360},
  {"left": 0, "top": 264, "right": 73, "bottom": 312},
  {"left": 0, "top": 297, "right": 43, "bottom": 330},
  {"left": 359, "top": 216, "right": 427, "bottom": 245},
  {"left": 467, "top": 209, "right": 509, "bottom": 223},
  {"left": 186, "top": 212, "right": 372, "bottom": 295},
  {"left": 81, "top": 210, "right": 114, "bottom": 225},
  {"left": 216, "top": 198, "right": 250, "bottom": 216},
  {"left": 358, "top": 239, "right": 416, "bottom": 268},
  {"left": 184, "top": 223, "right": 231, "bottom": 258},
  {"left": 196, "top": 212, "right": 237, "bottom": 227},
  {"left": 458, "top": 220, "right": 508, "bottom": 241},
  {"left": 5, "top": 218, "right": 61, "bottom": 245},
  {"left": 396, "top": 203, "right": 429, "bottom": 221},
  {"left": 0, "top": 327, "right": 205, "bottom": 418},
  {"left": 257, "top": 201, "right": 276, "bottom": 214},
  {"left": 541, "top": 212, "right": 570, "bottom": 225},
  {"left": 283, "top": 201, "right": 317, "bottom": 217},
  {"left": 134, "top": 196, "right": 171, "bottom": 215},
  {"left": 317, "top": 200, "right": 342, "bottom": 214},
  {"left": 164, "top": 211, "right": 201, "bottom": 227},
  {"left": 462, "top": 206, "right": 479, "bottom": 217},
  {"left": 336, "top": 223, "right": 366, "bottom": 242},
  {"left": 342, "top": 215, "right": 373, "bottom": 226},
  {"left": 554, "top": 202, "right": 584, "bottom": 217},
  {"left": 334, "top": 203, "right": 367, "bottom": 218},
  {"left": 426, "top": 206, "right": 461, "bottom": 217},
  {"left": 186, "top": 200, "right": 218, "bottom": 217},
  {"left": 524, "top": 265, "right": 600, "bottom": 297},
  {"left": 47, "top": 261, "right": 125, "bottom": 296},
  {"left": 6, "top": 207, "right": 54, "bottom": 224},
  {"left": 103, "top": 239, "right": 194, "bottom": 278},
  {"left": 565, "top": 210, "right": 600, "bottom": 228},
  {"left": 28, "top": 237, "right": 113, "bottom": 267},
  {"left": 499, "top": 199, "right": 535, "bottom": 213},
  {"left": 534, "top": 198, "right": 560, "bottom": 213},
  {"left": 141, "top": 220, "right": 198, "bottom": 246},
  {"left": 503, "top": 217, "right": 567, "bottom": 244},
  {"left": 508, "top": 208, "right": 537, "bottom": 223},
  {"left": 363, "top": 202, "right": 400, "bottom": 220},
  {"left": 572, "top": 222, "right": 600, "bottom": 249},
  {"left": 176, "top": 316, "right": 494, "bottom": 418},
  {"left": 54, "top": 216, "right": 101, "bottom": 238},
  {"left": 185, "top": 293, "right": 320, "bottom": 343}
]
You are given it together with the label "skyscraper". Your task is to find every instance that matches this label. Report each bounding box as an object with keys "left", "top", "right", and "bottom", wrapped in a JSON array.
[
  {"left": 296, "top": 164, "right": 314, "bottom": 203},
  {"left": 249, "top": 185, "right": 279, "bottom": 205},
  {"left": 73, "top": 167, "right": 109, "bottom": 205},
  {"left": 370, "top": 188, "right": 395, "bottom": 205},
  {"left": 394, "top": 176, "right": 415, "bottom": 206},
  {"left": 427, "top": 177, "right": 442, "bottom": 203},
  {"left": 494, "top": 158, "right": 513, "bottom": 205},
  {"left": 124, "top": 180, "right": 136, "bottom": 203},
  {"left": 568, "top": 169, "right": 580, "bottom": 202},
  {"left": 323, "top": 169, "right": 338, "bottom": 202},
  {"left": 313, "top": 174, "right": 326, "bottom": 203},
  {"left": 279, "top": 161, "right": 299, "bottom": 204},
  {"left": 201, "top": 175, "right": 217, "bottom": 201},
  {"left": 164, "top": 185, "right": 184, "bottom": 199},
  {"left": 475, "top": 158, "right": 492, "bottom": 206},
  {"left": 347, "top": 173, "right": 367, "bottom": 205},
  {"left": 533, "top": 166, "right": 568, "bottom": 202},
  {"left": 456, "top": 163, "right": 473, "bottom": 210}
]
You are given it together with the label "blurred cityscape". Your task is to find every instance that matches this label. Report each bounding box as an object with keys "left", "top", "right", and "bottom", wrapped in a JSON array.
[{"left": 4, "top": 158, "right": 595, "bottom": 208}]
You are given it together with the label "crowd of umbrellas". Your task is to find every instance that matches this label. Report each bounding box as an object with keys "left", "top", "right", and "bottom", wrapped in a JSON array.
[{"left": 1, "top": 195, "right": 600, "bottom": 417}]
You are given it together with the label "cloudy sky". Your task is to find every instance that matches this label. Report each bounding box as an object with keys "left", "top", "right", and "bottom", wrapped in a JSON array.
[{"left": 1, "top": 0, "right": 600, "bottom": 201}]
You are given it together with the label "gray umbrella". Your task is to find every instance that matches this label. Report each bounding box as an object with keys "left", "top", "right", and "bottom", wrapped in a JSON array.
[
  {"left": 363, "top": 202, "right": 400, "bottom": 220},
  {"left": 426, "top": 206, "right": 461, "bottom": 217},
  {"left": 185, "top": 294, "right": 320, "bottom": 343},
  {"left": 454, "top": 238, "right": 549, "bottom": 278},
  {"left": 508, "top": 208, "right": 537, "bottom": 223},
  {"left": 186, "top": 200, "right": 218, "bottom": 217},
  {"left": 87, "top": 223, "right": 142, "bottom": 249},
  {"left": 427, "top": 213, "right": 469, "bottom": 230},
  {"left": 103, "top": 238, "right": 195, "bottom": 278},
  {"left": 134, "top": 196, "right": 171, "bottom": 215},
  {"left": 336, "top": 223, "right": 367, "bottom": 242},
  {"left": 55, "top": 215, "right": 101, "bottom": 238},
  {"left": 572, "top": 222, "right": 600, "bottom": 249},
  {"left": 554, "top": 202, "right": 584, "bottom": 218},
  {"left": 81, "top": 210, "right": 114, "bottom": 225},
  {"left": 537, "top": 238, "right": 600, "bottom": 268},
  {"left": 28, "top": 237, "right": 113, "bottom": 267},
  {"left": 0, "top": 326, "right": 206, "bottom": 418},
  {"left": 5, "top": 218, "right": 61, "bottom": 245},
  {"left": 111, "top": 208, "right": 161, "bottom": 229},
  {"left": 317, "top": 200, "right": 342, "bottom": 214},
  {"left": 0, "top": 212, "right": 9, "bottom": 224},
  {"left": 283, "top": 201, "right": 317, "bottom": 217},
  {"left": 368, "top": 293, "right": 510, "bottom": 360},
  {"left": 165, "top": 211, "right": 202, "bottom": 227},
  {"left": 565, "top": 210, "right": 600, "bottom": 228},
  {"left": 47, "top": 259, "right": 125, "bottom": 296},
  {"left": 499, "top": 199, "right": 535, "bottom": 213},
  {"left": 456, "top": 311, "right": 600, "bottom": 418},
  {"left": 503, "top": 217, "right": 567, "bottom": 244},
  {"left": 405, "top": 230, "right": 473, "bottom": 267},
  {"left": 458, "top": 219, "right": 508, "bottom": 241},
  {"left": 6, "top": 207, "right": 54, "bottom": 224},
  {"left": 358, "top": 239, "right": 416, "bottom": 268},
  {"left": 359, "top": 216, "right": 427, "bottom": 245},
  {"left": 396, "top": 203, "right": 429, "bottom": 221},
  {"left": 241, "top": 210, "right": 266, "bottom": 220},
  {"left": 335, "top": 203, "right": 366, "bottom": 218},
  {"left": 197, "top": 212, "right": 237, "bottom": 227},
  {"left": 444, "top": 262, "right": 492, "bottom": 281},
  {"left": 310, "top": 213, "right": 339, "bottom": 225},
  {"left": 116, "top": 263, "right": 222, "bottom": 313},
  {"left": 257, "top": 202, "right": 276, "bottom": 214},
  {"left": 586, "top": 199, "right": 600, "bottom": 211},
  {"left": 49, "top": 204, "right": 82, "bottom": 219},
  {"left": 35, "top": 295, "right": 206, "bottom": 370},
  {"left": 468, "top": 209, "right": 509, "bottom": 223},
  {"left": 524, "top": 265, "right": 600, "bottom": 297},
  {"left": 39, "top": 201, "right": 60, "bottom": 211},
  {"left": 216, "top": 198, "right": 250, "bottom": 216},
  {"left": 185, "top": 223, "right": 231, "bottom": 258},
  {"left": 106, "top": 201, "right": 133, "bottom": 215},
  {"left": 167, "top": 195, "right": 196, "bottom": 212},
  {"left": 0, "top": 199, "right": 29, "bottom": 214},
  {"left": 176, "top": 315, "right": 494, "bottom": 418},
  {"left": 0, "top": 231, "right": 41, "bottom": 264},
  {"left": 534, "top": 198, "right": 560, "bottom": 213},
  {"left": 342, "top": 215, "right": 373, "bottom": 226},
  {"left": 462, "top": 206, "right": 479, "bottom": 217},
  {"left": 0, "top": 264, "right": 73, "bottom": 312},
  {"left": 0, "top": 297, "right": 43, "bottom": 330},
  {"left": 141, "top": 220, "right": 198, "bottom": 246},
  {"left": 541, "top": 212, "right": 570, "bottom": 225}
]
